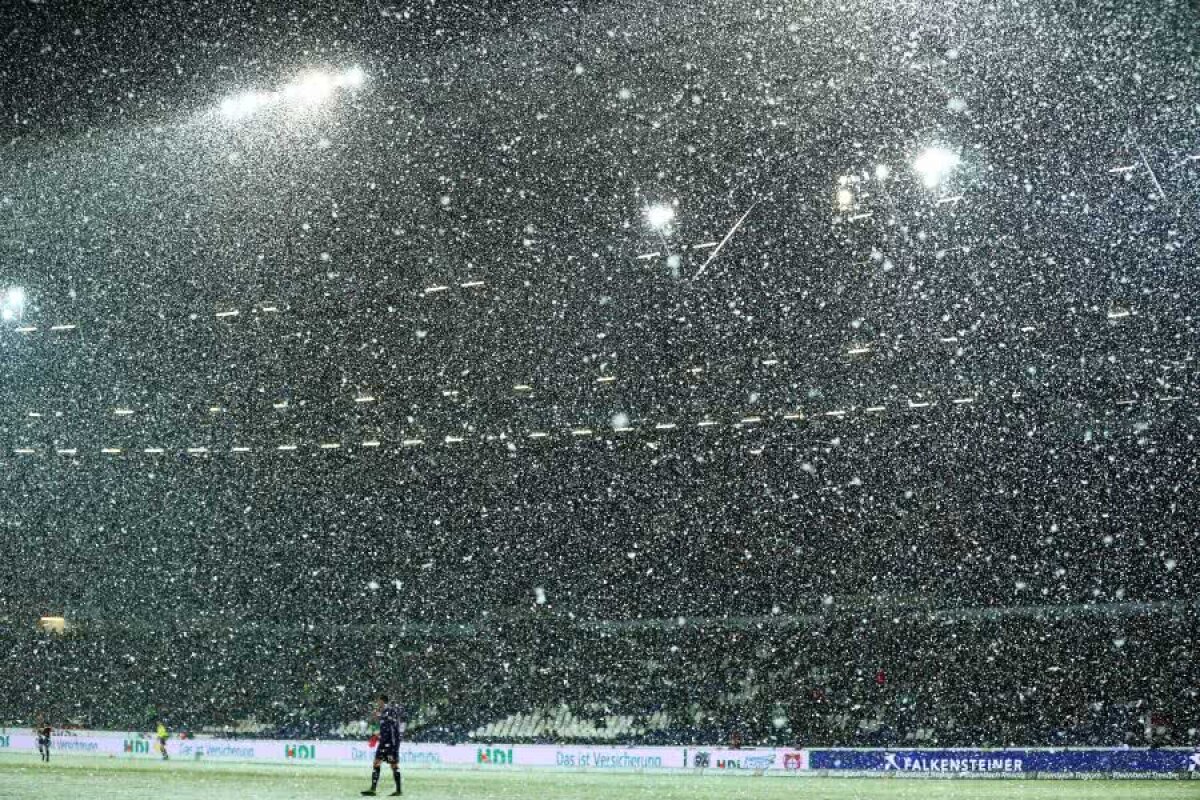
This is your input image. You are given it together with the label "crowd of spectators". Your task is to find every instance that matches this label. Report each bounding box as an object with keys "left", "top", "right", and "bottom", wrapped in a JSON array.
[{"left": 2, "top": 606, "right": 1194, "bottom": 748}]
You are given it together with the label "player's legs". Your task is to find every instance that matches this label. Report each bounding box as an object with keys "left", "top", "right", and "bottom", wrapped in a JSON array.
[
  {"left": 159, "top": 736, "right": 169, "bottom": 760},
  {"left": 388, "top": 755, "right": 403, "bottom": 796},
  {"left": 362, "top": 756, "right": 384, "bottom": 795}
]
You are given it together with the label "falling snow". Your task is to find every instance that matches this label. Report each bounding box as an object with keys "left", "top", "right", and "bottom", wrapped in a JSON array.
[{"left": 0, "top": 0, "right": 1196, "bottom": 764}]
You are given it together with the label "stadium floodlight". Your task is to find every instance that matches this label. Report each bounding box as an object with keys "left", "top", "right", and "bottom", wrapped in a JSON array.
[
  {"left": 283, "top": 71, "right": 336, "bottom": 106},
  {"left": 218, "top": 67, "right": 366, "bottom": 121},
  {"left": 644, "top": 203, "right": 675, "bottom": 229},
  {"left": 340, "top": 65, "right": 367, "bottom": 87},
  {"left": 220, "top": 91, "right": 274, "bottom": 120},
  {"left": 2, "top": 286, "right": 26, "bottom": 322},
  {"left": 913, "top": 146, "right": 961, "bottom": 188}
]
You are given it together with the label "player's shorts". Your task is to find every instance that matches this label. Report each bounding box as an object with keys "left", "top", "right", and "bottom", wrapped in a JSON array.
[{"left": 374, "top": 743, "right": 399, "bottom": 762}]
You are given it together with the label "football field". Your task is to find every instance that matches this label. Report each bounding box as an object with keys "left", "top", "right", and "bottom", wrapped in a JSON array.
[{"left": 1, "top": 756, "right": 1197, "bottom": 800}]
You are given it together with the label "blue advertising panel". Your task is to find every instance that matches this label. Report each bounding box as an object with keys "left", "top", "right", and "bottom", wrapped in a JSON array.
[{"left": 809, "top": 748, "right": 1200, "bottom": 774}]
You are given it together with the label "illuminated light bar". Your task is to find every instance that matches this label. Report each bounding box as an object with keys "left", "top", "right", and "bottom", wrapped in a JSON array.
[
  {"left": 824, "top": 409, "right": 847, "bottom": 418},
  {"left": 571, "top": 428, "right": 593, "bottom": 436},
  {"left": 143, "top": 447, "right": 164, "bottom": 454},
  {"left": 319, "top": 443, "right": 342, "bottom": 449},
  {"left": 848, "top": 212, "right": 874, "bottom": 221},
  {"left": 186, "top": 447, "right": 209, "bottom": 454},
  {"left": 27, "top": 411, "right": 42, "bottom": 418},
  {"left": 354, "top": 395, "right": 376, "bottom": 403},
  {"left": 740, "top": 416, "right": 763, "bottom": 424},
  {"left": 1115, "top": 399, "right": 1136, "bottom": 406},
  {"left": 14, "top": 326, "right": 36, "bottom": 333},
  {"left": 528, "top": 431, "right": 550, "bottom": 439},
  {"left": 655, "top": 422, "right": 677, "bottom": 430},
  {"left": 423, "top": 285, "right": 450, "bottom": 295},
  {"left": 613, "top": 425, "right": 634, "bottom": 433},
  {"left": 1157, "top": 395, "right": 1182, "bottom": 402},
  {"left": 865, "top": 406, "right": 886, "bottom": 413},
  {"left": 113, "top": 408, "right": 134, "bottom": 416},
  {"left": 692, "top": 241, "right": 719, "bottom": 250},
  {"left": 936, "top": 195, "right": 964, "bottom": 205},
  {"left": 230, "top": 446, "right": 251, "bottom": 453},
  {"left": 260, "top": 305, "right": 279, "bottom": 313},
  {"left": 272, "top": 401, "right": 289, "bottom": 409},
  {"left": 847, "top": 346, "right": 872, "bottom": 355},
  {"left": 215, "top": 309, "right": 239, "bottom": 318},
  {"left": 952, "top": 397, "right": 976, "bottom": 405},
  {"left": 402, "top": 438, "right": 424, "bottom": 447},
  {"left": 50, "top": 324, "right": 77, "bottom": 331},
  {"left": 1106, "top": 308, "right": 1132, "bottom": 320},
  {"left": 13, "top": 448, "right": 35, "bottom": 455},
  {"left": 782, "top": 413, "right": 804, "bottom": 420},
  {"left": 101, "top": 447, "right": 122, "bottom": 455},
  {"left": 459, "top": 280, "right": 485, "bottom": 289},
  {"left": 686, "top": 366, "right": 704, "bottom": 374},
  {"left": 595, "top": 376, "right": 616, "bottom": 384},
  {"left": 1107, "top": 165, "right": 1138, "bottom": 174},
  {"left": 361, "top": 440, "right": 381, "bottom": 447},
  {"left": 907, "top": 400, "right": 932, "bottom": 409},
  {"left": 56, "top": 448, "right": 77, "bottom": 455},
  {"left": 1020, "top": 326, "right": 1037, "bottom": 333},
  {"left": 697, "top": 419, "right": 720, "bottom": 428},
  {"left": 444, "top": 436, "right": 463, "bottom": 444},
  {"left": 209, "top": 406, "right": 223, "bottom": 414},
  {"left": 513, "top": 384, "right": 533, "bottom": 392},
  {"left": 761, "top": 358, "right": 780, "bottom": 366},
  {"left": 939, "top": 336, "right": 959, "bottom": 343},
  {"left": 635, "top": 252, "right": 661, "bottom": 260},
  {"left": 277, "top": 444, "right": 298, "bottom": 451},
  {"left": 748, "top": 448, "right": 764, "bottom": 455}
]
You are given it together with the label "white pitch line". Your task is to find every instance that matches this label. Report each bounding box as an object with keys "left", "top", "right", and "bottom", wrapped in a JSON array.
[
  {"left": 691, "top": 241, "right": 719, "bottom": 250},
  {"left": 1107, "top": 165, "right": 1138, "bottom": 174},
  {"left": 692, "top": 201, "right": 761, "bottom": 280},
  {"left": 636, "top": 252, "right": 661, "bottom": 261},
  {"left": 848, "top": 212, "right": 874, "bottom": 221}
]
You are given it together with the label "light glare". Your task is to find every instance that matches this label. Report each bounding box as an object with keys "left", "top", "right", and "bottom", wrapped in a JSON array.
[
  {"left": 913, "top": 147, "right": 961, "bottom": 188},
  {"left": 645, "top": 203, "right": 675, "bottom": 229}
]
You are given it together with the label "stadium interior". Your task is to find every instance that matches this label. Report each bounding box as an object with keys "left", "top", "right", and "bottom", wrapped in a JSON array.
[{"left": 0, "top": 0, "right": 1197, "bottom": 765}]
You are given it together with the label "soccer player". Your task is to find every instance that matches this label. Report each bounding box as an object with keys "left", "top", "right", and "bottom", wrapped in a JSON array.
[
  {"left": 34, "top": 718, "right": 51, "bottom": 763},
  {"left": 361, "top": 694, "right": 406, "bottom": 796},
  {"left": 155, "top": 720, "right": 170, "bottom": 760}
]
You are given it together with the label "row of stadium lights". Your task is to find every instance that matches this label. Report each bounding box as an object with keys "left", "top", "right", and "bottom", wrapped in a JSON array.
[
  {"left": 5, "top": 387, "right": 1184, "bottom": 459},
  {"left": 14, "top": 377, "right": 1181, "bottom": 428},
  {"left": 2, "top": 297, "right": 1141, "bottom": 344},
  {"left": 2, "top": 303, "right": 1173, "bottom": 423}
]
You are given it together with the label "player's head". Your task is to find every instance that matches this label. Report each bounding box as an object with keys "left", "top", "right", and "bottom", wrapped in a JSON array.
[{"left": 377, "top": 693, "right": 388, "bottom": 708}]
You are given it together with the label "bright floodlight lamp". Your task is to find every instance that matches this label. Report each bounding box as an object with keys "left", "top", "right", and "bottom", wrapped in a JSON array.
[
  {"left": 284, "top": 71, "right": 336, "bottom": 106},
  {"left": 913, "top": 146, "right": 961, "bottom": 188},
  {"left": 38, "top": 616, "right": 66, "bottom": 634},
  {"left": 645, "top": 203, "right": 675, "bottom": 229},
  {"left": 1, "top": 286, "right": 26, "bottom": 322},
  {"left": 221, "top": 91, "right": 272, "bottom": 120},
  {"left": 339, "top": 66, "right": 366, "bottom": 88}
]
